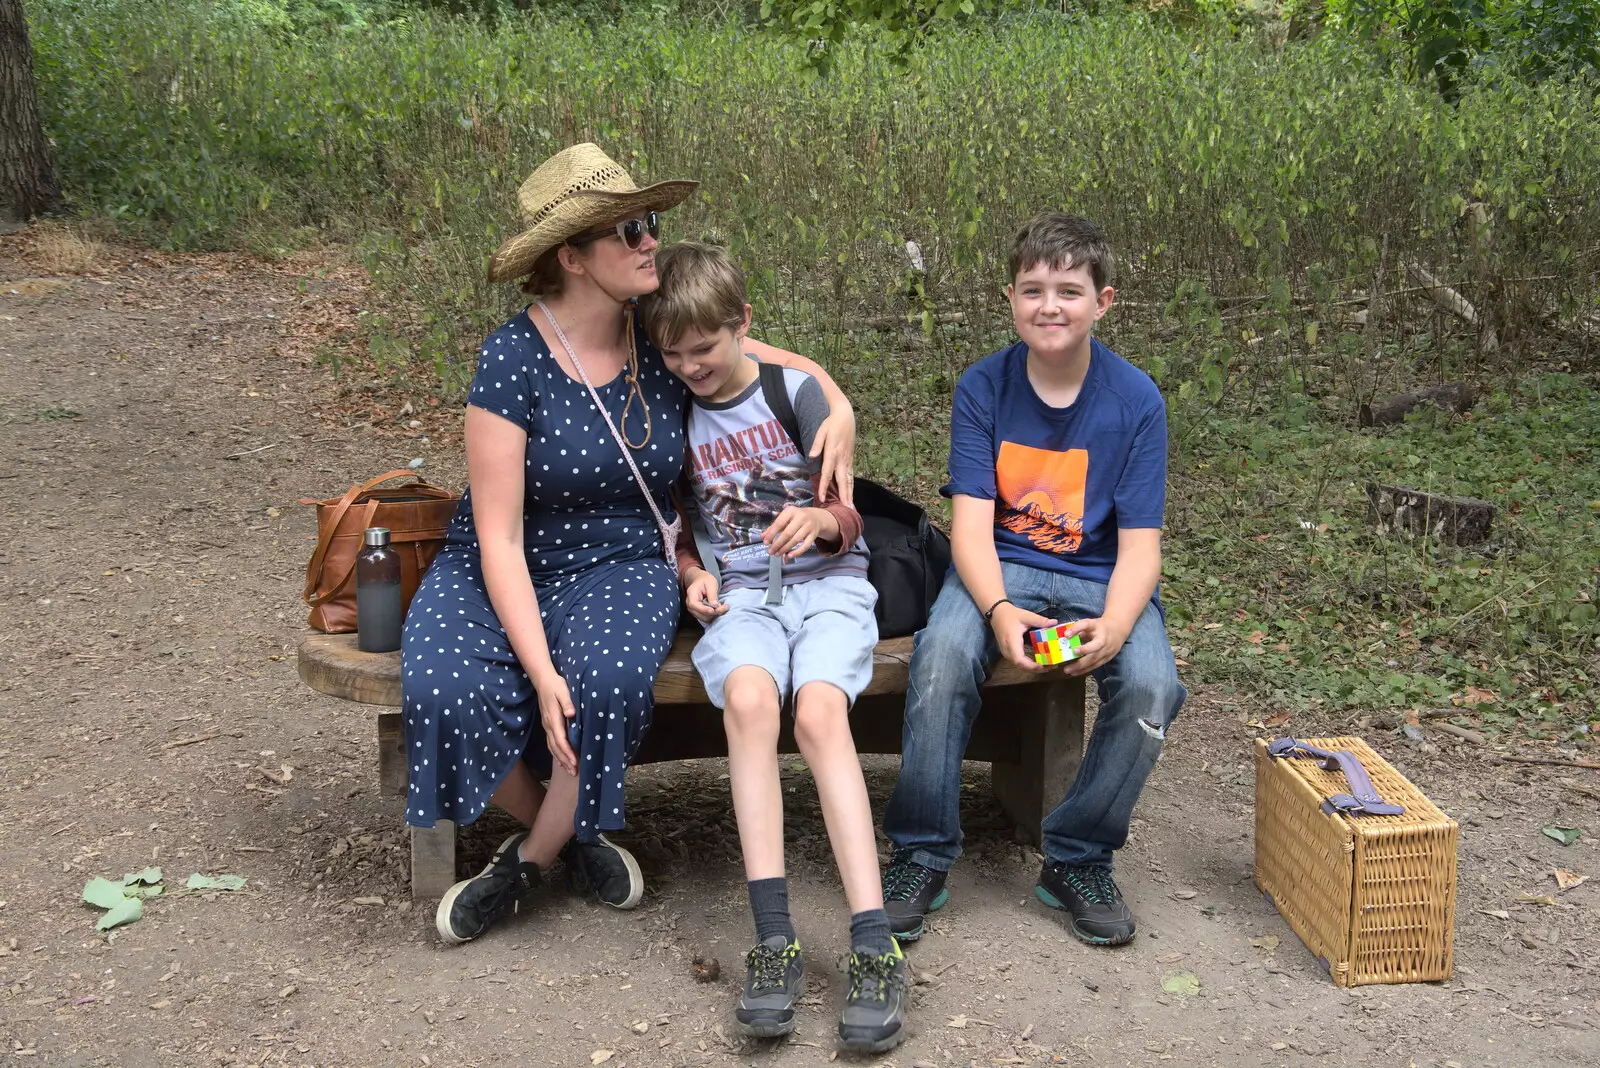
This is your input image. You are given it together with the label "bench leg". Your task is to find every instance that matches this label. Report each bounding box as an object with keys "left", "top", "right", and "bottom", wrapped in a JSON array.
[
  {"left": 990, "top": 675, "right": 1087, "bottom": 848},
  {"left": 411, "top": 821, "right": 457, "bottom": 901},
  {"left": 377, "top": 710, "right": 407, "bottom": 797}
]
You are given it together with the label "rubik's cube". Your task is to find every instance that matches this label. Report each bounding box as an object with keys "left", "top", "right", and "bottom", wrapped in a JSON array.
[{"left": 1026, "top": 623, "right": 1082, "bottom": 666}]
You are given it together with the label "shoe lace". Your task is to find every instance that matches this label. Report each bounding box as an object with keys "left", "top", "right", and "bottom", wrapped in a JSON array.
[
  {"left": 1059, "top": 864, "right": 1119, "bottom": 906},
  {"left": 883, "top": 858, "right": 931, "bottom": 902},
  {"left": 846, "top": 950, "right": 900, "bottom": 1004},
  {"left": 745, "top": 942, "right": 793, "bottom": 994}
]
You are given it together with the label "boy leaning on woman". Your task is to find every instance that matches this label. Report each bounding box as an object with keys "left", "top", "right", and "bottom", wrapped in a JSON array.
[{"left": 640, "top": 212, "right": 1183, "bottom": 1053}]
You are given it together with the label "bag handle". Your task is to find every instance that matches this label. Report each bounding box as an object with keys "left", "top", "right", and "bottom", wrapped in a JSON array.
[
  {"left": 301, "top": 470, "right": 435, "bottom": 605},
  {"left": 1267, "top": 737, "right": 1406, "bottom": 816}
]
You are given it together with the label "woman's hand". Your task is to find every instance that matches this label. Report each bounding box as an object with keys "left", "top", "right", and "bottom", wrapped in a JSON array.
[
  {"left": 683, "top": 567, "right": 727, "bottom": 623},
  {"left": 810, "top": 405, "right": 856, "bottom": 507},
  {"left": 990, "top": 602, "right": 1057, "bottom": 673},
  {"left": 764, "top": 506, "right": 838, "bottom": 561},
  {"left": 531, "top": 665, "right": 578, "bottom": 775}
]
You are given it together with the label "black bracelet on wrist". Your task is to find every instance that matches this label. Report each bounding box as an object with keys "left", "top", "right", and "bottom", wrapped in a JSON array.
[{"left": 983, "top": 597, "right": 1012, "bottom": 623}]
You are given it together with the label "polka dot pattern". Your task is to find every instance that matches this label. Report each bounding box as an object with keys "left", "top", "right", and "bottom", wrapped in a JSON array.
[{"left": 400, "top": 309, "right": 688, "bottom": 840}]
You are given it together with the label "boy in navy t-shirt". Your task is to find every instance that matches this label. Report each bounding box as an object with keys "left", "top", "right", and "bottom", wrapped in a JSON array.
[{"left": 881, "top": 213, "right": 1185, "bottom": 947}]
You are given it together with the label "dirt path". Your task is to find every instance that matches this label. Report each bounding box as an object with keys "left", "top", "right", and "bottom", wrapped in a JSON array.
[{"left": 0, "top": 234, "right": 1594, "bottom": 1068}]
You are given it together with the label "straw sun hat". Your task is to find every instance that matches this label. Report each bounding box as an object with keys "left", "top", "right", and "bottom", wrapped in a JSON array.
[{"left": 486, "top": 143, "right": 699, "bottom": 283}]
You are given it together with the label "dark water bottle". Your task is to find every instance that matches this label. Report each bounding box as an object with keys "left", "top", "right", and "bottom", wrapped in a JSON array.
[{"left": 356, "top": 527, "right": 403, "bottom": 653}]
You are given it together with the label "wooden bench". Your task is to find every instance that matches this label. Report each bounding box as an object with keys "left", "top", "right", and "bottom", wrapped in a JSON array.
[{"left": 298, "top": 631, "right": 1086, "bottom": 899}]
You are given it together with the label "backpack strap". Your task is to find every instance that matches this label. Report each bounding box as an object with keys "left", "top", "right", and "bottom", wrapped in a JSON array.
[
  {"left": 755, "top": 359, "right": 802, "bottom": 605},
  {"left": 758, "top": 360, "right": 804, "bottom": 452}
]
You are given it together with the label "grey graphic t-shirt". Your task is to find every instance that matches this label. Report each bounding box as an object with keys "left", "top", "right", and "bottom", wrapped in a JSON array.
[{"left": 683, "top": 360, "right": 869, "bottom": 592}]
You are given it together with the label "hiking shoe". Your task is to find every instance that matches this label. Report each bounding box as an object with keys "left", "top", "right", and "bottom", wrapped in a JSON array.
[
  {"left": 434, "top": 833, "right": 540, "bottom": 944},
  {"left": 882, "top": 854, "right": 948, "bottom": 941},
  {"left": 561, "top": 833, "right": 644, "bottom": 909},
  {"left": 1035, "top": 861, "right": 1136, "bottom": 945},
  {"left": 735, "top": 935, "right": 804, "bottom": 1038},
  {"left": 838, "top": 940, "right": 908, "bottom": 1054}
]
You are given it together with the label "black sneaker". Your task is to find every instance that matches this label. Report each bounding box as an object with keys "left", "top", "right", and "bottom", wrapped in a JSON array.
[
  {"left": 735, "top": 935, "right": 804, "bottom": 1038},
  {"left": 434, "top": 833, "right": 540, "bottom": 944},
  {"left": 838, "top": 940, "right": 908, "bottom": 1054},
  {"left": 882, "top": 854, "right": 948, "bottom": 941},
  {"left": 561, "top": 833, "right": 644, "bottom": 909},
  {"left": 1035, "top": 861, "right": 1136, "bottom": 946}
]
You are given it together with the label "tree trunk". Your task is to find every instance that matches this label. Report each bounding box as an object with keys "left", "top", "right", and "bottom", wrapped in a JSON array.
[
  {"left": 1359, "top": 382, "right": 1477, "bottom": 427},
  {"left": 0, "top": 0, "right": 60, "bottom": 222},
  {"left": 1366, "top": 483, "right": 1496, "bottom": 547}
]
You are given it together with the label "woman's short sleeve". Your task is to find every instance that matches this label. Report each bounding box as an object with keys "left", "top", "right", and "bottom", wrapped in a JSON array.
[{"left": 466, "top": 327, "right": 540, "bottom": 428}]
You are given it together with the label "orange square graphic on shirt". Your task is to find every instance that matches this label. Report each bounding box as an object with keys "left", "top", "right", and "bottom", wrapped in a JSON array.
[{"left": 995, "top": 443, "right": 1088, "bottom": 554}]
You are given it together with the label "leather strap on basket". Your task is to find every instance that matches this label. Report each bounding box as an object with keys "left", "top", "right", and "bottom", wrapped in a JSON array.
[
  {"left": 1267, "top": 737, "right": 1406, "bottom": 816},
  {"left": 301, "top": 469, "right": 439, "bottom": 606}
]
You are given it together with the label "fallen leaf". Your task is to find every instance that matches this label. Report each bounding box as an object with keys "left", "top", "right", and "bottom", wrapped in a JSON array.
[
  {"left": 1250, "top": 935, "right": 1280, "bottom": 951},
  {"left": 265, "top": 506, "right": 281, "bottom": 518},
  {"left": 1246, "top": 630, "right": 1266, "bottom": 644},
  {"left": 1264, "top": 711, "right": 1292, "bottom": 728},
  {"left": 1160, "top": 971, "right": 1201, "bottom": 997},
  {"left": 185, "top": 873, "right": 247, "bottom": 891},
  {"left": 122, "top": 867, "right": 163, "bottom": 886},
  {"left": 1541, "top": 825, "right": 1583, "bottom": 847},
  {"left": 1172, "top": 889, "right": 1198, "bottom": 900},
  {"left": 1517, "top": 893, "right": 1558, "bottom": 907},
  {"left": 1459, "top": 686, "right": 1497, "bottom": 706},
  {"left": 590, "top": 1050, "right": 615, "bottom": 1065},
  {"left": 1203, "top": 622, "right": 1223, "bottom": 630},
  {"left": 83, "top": 878, "right": 130, "bottom": 910},
  {"left": 96, "top": 896, "right": 142, "bottom": 931},
  {"left": 1477, "top": 909, "right": 1511, "bottom": 920},
  {"left": 947, "top": 1014, "right": 968, "bottom": 1028},
  {"left": 1551, "top": 869, "right": 1588, "bottom": 892}
]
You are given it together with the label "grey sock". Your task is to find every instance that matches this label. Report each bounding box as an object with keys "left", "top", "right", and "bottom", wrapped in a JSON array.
[
  {"left": 850, "top": 908, "right": 895, "bottom": 955},
  {"left": 748, "top": 877, "right": 795, "bottom": 944}
]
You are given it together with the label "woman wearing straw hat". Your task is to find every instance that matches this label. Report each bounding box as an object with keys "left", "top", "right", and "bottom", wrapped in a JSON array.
[{"left": 403, "top": 144, "right": 856, "bottom": 944}]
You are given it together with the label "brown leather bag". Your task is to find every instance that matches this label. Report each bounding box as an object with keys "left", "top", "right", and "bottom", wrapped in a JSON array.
[{"left": 300, "top": 470, "right": 459, "bottom": 634}]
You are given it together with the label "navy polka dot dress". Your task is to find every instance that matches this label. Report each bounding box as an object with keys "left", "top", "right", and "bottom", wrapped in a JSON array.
[{"left": 401, "top": 308, "right": 687, "bottom": 840}]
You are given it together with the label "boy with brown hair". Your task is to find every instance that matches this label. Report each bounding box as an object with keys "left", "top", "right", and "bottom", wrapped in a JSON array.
[
  {"left": 639, "top": 241, "right": 908, "bottom": 1054},
  {"left": 881, "top": 213, "right": 1185, "bottom": 947}
]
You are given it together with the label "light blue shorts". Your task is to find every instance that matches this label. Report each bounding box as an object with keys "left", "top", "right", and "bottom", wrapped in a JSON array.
[{"left": 691, "top": 575, "right": 879, "bottom": 710}]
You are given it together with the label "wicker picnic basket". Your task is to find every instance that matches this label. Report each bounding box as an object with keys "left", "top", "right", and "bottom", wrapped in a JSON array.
[{"left": 1253, "top": 736, "right": 1458, "bottom": 987}]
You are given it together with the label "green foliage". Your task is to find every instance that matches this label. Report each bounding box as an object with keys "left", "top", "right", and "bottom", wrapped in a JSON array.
[
  {"left": 760, "top": 0, "right": 986, "bottom": 73},
  {"left": 1318, "top": 0, "right": 1600, "bottom": 87},
  {"left": 28, "top": 1, "right": 1600, "bottom": 727},
  {"left": 1160, "top": 373, "right": 1600, "bottom": 729}
]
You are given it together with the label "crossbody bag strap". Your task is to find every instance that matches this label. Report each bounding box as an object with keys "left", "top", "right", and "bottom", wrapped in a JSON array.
[{"left": 538, "top": 302, "right": 681, "bottom": 579}]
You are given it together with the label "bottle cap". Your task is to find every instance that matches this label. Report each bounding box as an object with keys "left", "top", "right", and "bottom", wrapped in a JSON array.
[{"left": 363, "top": 527, "right": 391, "bottom": 548}]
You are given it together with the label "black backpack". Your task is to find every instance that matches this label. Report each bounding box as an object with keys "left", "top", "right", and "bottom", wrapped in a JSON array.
[{"left": 758, "top": 362, "right": 952, "bottom": 639}]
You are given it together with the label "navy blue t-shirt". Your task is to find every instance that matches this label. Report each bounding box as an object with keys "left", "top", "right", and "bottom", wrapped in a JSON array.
[{"left": 942, "top": 338, "right": 1168, "bottom": 586}]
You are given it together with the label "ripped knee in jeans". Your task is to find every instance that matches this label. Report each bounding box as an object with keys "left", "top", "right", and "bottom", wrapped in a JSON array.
[{"left": 1138, "top": 717, "right": 1169, "bottom": 741}]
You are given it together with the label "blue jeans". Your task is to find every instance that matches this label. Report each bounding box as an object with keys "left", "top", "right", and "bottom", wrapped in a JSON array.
[{"left": 884, "top": 562, "right": 1186, "bottom": 870}]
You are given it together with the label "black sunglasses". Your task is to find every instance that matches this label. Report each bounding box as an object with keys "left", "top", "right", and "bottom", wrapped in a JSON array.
[{"left": 569, "top": 211, "right": 660, "bottom": 251}]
